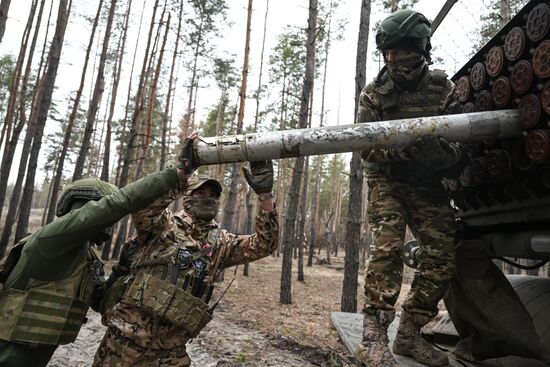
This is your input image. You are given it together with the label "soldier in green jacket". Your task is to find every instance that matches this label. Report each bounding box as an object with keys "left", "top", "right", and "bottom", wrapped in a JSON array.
[
  {"left": 0, "top": 136, "right": 199, "bottom": 367},
  {"left": 354, "top": 10, "right": 464, "bottom": 367}
]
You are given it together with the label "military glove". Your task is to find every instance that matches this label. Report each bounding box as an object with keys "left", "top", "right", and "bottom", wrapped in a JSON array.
[
  {"left": 177, "top": 135, "right": 199, "bottom": 175},
  {"left": 409, "top": 135, "right": 462, "bottom": 170},
  {"left": 242, "top": 160, "right": 274, "bottom": 195}
]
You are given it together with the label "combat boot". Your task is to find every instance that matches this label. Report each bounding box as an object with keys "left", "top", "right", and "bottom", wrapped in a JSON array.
[
  {"left": 354, "top": 310, "right": 399, "bottom": 367},
  {"left": 392, "top": 311, "right": 449, "bottom": 366}
]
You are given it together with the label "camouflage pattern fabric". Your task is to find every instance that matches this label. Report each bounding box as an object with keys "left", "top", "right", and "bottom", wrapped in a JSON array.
[
  {"left": 357, "top": 67, "right": 458, "bottom": 319},
  {"left": 94, "top": 187, "right": 278, "bottom": 365},
  {"left": 93, "top": 327, "right": 191, "bottom": 367},
  {"left": 364, "top": 174, "right": 456, "bottom": 317}
]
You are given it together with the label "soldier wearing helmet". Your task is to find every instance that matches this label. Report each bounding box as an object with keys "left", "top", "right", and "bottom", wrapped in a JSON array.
[
  {"left": 92, "top": 159, "right": 278, "bottom": 366},
  {"left": 0, "top": 135, "right": 201, "bottom": 367},
  {"left": 354, "top": 9, "right": 464, "bottom": 367}
]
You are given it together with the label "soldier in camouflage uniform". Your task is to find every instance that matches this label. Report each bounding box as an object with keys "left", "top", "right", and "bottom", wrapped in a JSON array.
[
  {"left": 354, "top": 9, "right": 464, "bottom": 367},
  {"left": 0, "top": 137, "right": 197, "bottom": 367},
  {"left": 92, "top": 154, "right": 278, "bottom": 366}
]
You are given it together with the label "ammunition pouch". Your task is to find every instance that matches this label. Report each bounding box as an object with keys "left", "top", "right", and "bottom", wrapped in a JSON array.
[
  {"left": 0, "top": 247, "right": 100, "bottom": 345},
  {"left": 0, "top": 287, "right": 88, "bottom": 345},
  {"left": 122, "top": 272, "right": 212, "bottom": 337}
]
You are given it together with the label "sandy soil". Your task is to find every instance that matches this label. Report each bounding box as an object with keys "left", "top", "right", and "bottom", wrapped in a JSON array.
[{"left": 47, "top": 253, "right": 416, "bottom": 367}]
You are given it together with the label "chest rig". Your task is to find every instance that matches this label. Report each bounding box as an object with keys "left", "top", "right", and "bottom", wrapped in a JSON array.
[
  {"left": 0, "top": 241, "right": 102, "bottom": 345},
  {"left": 371, "top": 69, "right": 450, "bottom": 186},
  {"left": 121, "top": 226, "right": 219, "bottom": 338}
]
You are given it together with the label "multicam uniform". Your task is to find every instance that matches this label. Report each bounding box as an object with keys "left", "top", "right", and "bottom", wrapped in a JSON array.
[
  {"left": 0, "top": 168, "right": 185, "bottom": 367},
  {"left": 93, "top": 187, "right": 278, "bottom": 366},
  {"left": 358, "top": 67, "right": 458, "bottom": 319}
]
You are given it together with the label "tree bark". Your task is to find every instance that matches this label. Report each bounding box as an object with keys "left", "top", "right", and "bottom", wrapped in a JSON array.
[
  {"left": 0, "top": 0, "right": 38, "bottom": 218},
  {"left": 0, "top": 0, "right": 46, "bottom": 254},
  {"left": 101, "top": 0, "right": 132, "bottom": 182},
  {"left": 73, "top": 0, "right": 117, "bottom": 181},
  {"left": 222, "top": 0, "right": 253, "bottom": 232},
  {"left": 297, "top": 157, "right": 309, "bottom": 282},
  {"left": 15, "top": 0, "right": 72, "bottom": 242},
  {"left": 136, "top": 10, "right": 170, "bottom": 177},
  {"left": 118, "top": 0, "right": 159, "bottom": 189},
  {"left": 341, "top": 0, "right": 371, "bottom": 313},
  {"left": 160, "top": 0, "right": 183, "bottom": 170},
  {"left": 0, "top": 0, "right": 11, "bottom": 44},
  {"left": 280, "top": 0, "right": 317, "bottom": 305},
  {"left": 45, "top": 0, "right": 104, "bottom": 223}
]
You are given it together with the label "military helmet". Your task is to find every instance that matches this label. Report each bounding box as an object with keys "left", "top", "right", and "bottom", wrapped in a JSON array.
[
  {"left": 185, "top": 175, "right": 222, "bottom": 198},
  {"left": 56, "top": 178, "right": 118, "bottom": 217},
  {"left": 376, "top": 9, "right": 431, "bottom": 51}
]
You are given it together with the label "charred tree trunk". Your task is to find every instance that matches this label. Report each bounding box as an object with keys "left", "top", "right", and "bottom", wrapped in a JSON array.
[
  {"left": 341, "top": 0, "right": 371, "bottom": 313},
  {"left": 15, "top": 0, "right": 72, "bottom": 242},
  {"left": 73, "top": 0, "right": 117, "bottom": 181},
  {"left": 280, "top": 0, "right": 317, "bottom": 305}
]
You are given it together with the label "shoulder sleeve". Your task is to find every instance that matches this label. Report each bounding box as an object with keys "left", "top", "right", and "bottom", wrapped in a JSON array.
[
  {"left": 35, "top": 167, "right": 185, "bottom": 256},
  {"left": 356, "top": 82, "right": 381, "bottom": 124}
]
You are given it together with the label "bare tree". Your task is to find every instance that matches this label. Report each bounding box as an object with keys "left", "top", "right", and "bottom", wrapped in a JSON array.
[
  {"left": 45, "top": 0, "right": 104, "bottom": 224},
  {"left": 221, "top": 0, "right": 252, "bottom": 232},
  {"left": 0, "top": 0, "right": 46, "bottom": 254},
  {"left": 280, "top": 0, "right": 317, "bottom": 305},
  {"left": 341, "top": 0, "right": 371, "bottom": 313},
  {"left": 73, "top": 0, "right": 118, "bottom": 180},
  {"left": 0, "top": 0, "right": 38, "bottom": 218},
  {"left": 15, "top": 0, "right": 73, "bottom": 242}
]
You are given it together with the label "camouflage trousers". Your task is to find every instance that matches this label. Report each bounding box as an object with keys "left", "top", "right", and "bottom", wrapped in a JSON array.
[
  {"left": 93, "top": 327, "right": 191, "bottom": 367},
  {"left": 364, "top": 174, "right": 456, "bottom": 318}
]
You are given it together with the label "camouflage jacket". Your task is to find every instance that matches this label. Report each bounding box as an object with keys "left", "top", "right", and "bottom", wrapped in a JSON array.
[
  {"left": 102, "top": 187, "right": 278, "bottom": 350},
  {"left": 356, "top": 67, "right": 460, "bottom": 186}
]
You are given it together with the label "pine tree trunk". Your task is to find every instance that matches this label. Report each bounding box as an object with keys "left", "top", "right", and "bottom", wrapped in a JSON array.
[
  {"left": 307, "top": 156, "right": 321, "bottom": 266},
  {"left": 15, "top": 0, "right": 72, "bottom": 242},
  {"left": 222, "top": 0, "right": 253, "bottom": 232},
  {"left": 0, "top": 0, "right": 38, "bottom": 218},
  {"left": 45, "top": 0, "right": 103, "bottom": 223},
  {"left": 280, "top": 0, "right": 317, "bottom": 305},
  {"left": 116, "top": 0, "right": 146, "bottom": 184},
  {"left": 341, "top": 0, "right": 371, "bottom": 313},
  {"left": 137, "top": 11, "right": 169, "bottom": 177},
  {"left": 73, "top": 0, "right": 117, "bottom": 181},
  {"left": 160, "top": 0, "right": 182, "bottom": 170},
  {"left": 297, "top": 157, "right": 309, "bottom": 282},
  {"left": 118, "top": 0, "right": 159, "bottom": 189},
  {"left": 101, "top": 0, "right": 131, "bottom": 182},
  {"left": 253, "top": 0, "right": 269, "bottom": 131},
  {"left": 0, "top": 0, "right": 11, "bottom": 44}
]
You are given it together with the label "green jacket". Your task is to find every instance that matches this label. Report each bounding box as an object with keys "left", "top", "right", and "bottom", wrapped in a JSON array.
[{"left": 0, "top": 167, "right": 184, "bottom": 346}]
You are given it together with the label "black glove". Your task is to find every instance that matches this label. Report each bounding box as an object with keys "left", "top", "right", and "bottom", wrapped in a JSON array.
[
  {"left": 242, "top": 160, "right": 274, "bottom": 195},
  {"left": 177, "top": 137, "right": 199, "bottom": 175},
  {"left": 409, "top": 135, "right": 461, "bottom": 170}
]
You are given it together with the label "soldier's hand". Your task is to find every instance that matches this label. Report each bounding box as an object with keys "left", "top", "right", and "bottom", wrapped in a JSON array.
[
  {"left": 177, "top": 132, "right": 199, "bottom": 176},
  {"left": 409, "top": 135, "right": 461, "bottom": 170},
  {"left": 242, "top": 160, "right": 274, "bottom": 195}
]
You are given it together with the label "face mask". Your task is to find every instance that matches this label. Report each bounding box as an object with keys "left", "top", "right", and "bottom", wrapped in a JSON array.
[
  {"left": 386, "top": 52, "right": 426, "bottom": 89},
  {"left": 183, "top": 197, "right": 219, "bottom": 222}
]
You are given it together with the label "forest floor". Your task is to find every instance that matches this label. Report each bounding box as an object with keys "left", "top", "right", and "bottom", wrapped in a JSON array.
[{"left": 47, "top": 252, "right": 416, "bottom": 367}]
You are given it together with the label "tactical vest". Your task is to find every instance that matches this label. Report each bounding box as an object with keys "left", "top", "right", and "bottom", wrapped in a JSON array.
[
  {"left": 372, "top": 68, "right": 450, "bottom": 186},
  {"left": 119, "top": 228, "right": 219, "bottom": 338},
  {"left": 0, "top": 243, "right": 102, "bottom": 345}
]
